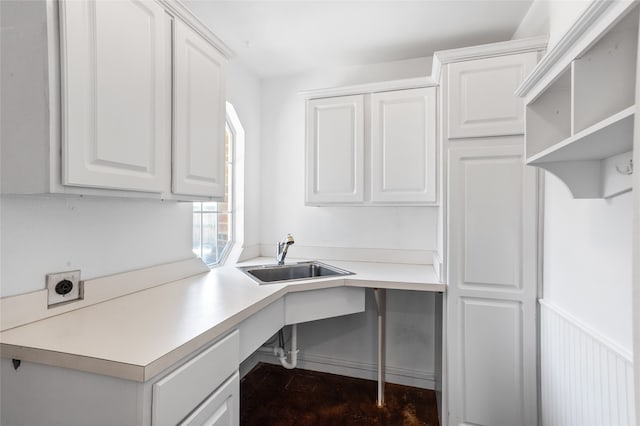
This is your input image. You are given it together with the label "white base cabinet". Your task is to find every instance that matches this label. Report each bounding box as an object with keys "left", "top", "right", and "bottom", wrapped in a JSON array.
[
  {"left": 180, "top": 372, "right": 239, "bottom": 426},
  {"left": 153, "top": 331, "right": 239, "bottom": 426},
  {"left": 0, "top": 287, "right": 366, "bottom": 425},
  {"left": 0, "top": 331, "right": 241, "bottom": 426}
]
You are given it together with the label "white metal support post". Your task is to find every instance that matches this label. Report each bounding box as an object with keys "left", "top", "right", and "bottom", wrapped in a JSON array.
[{"left": 374, "top": 288, "right": 386, "bottom": 407}]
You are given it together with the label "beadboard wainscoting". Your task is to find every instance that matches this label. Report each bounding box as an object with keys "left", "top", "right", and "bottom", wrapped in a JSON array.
[{"left": 540, "top": 300, "right": 635, "bottom": 426}]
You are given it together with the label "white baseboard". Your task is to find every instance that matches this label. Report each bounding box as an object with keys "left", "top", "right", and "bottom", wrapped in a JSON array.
[{"left": 244, "top": 348, "right": 436, "bottom": 390}]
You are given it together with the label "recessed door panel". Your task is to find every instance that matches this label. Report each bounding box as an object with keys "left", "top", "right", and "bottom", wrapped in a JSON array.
[
  {"left": 173, "top": 19, "right": 226, "bottom": 198},
  {"left": 60, "top": 0, "right": 170, "bottom": 192},
  {"left": 305, "top": 95, "right": 364, "bottom": 204},
  {"left": 448, "top": 53, "right": 536, "bottom": 138},
  {"left": 371, "top": 87, "right": 437, "bottom": 203}
]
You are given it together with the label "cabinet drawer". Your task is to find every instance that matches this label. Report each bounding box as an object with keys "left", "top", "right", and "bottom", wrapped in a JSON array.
[
  {"left": 285, "top": 287, "right": 365, "bottom": 325},
  {"left": 180, "top": 372, "right": 239, "bottom": 426},
  {"left": 153, "top": 330, "right": 239, "bottom": 426}
]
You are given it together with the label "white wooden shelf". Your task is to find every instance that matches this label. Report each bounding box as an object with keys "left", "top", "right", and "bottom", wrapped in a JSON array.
[
  {"left": 517, "top": 3, "right": 638, "bottom": 199},
  {"left": 528, "top": 106, "right": 634, "bottom": 164}
]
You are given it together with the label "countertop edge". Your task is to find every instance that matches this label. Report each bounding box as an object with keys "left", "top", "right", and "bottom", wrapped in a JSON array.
[{"left": 1, "top": 260, "right": 445, "bottom": 383}]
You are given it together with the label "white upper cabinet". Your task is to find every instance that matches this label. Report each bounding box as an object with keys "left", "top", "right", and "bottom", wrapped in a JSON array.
[
  {"left": 173, "top": 19, "right": 226, "bottom": 198},
  {"left": 1, "top": 0, "right": 230, "bottom": 200},
  {"left": 370, "top": 87, "right": 436, "bottom": 203},
  {"left": 305, "top": 95, "right": 365, "bottom": 204},
  {"left": 60, "top": 0, "right": 171, "bottom": 192},
  {"left": 305, "top": 84, "right": 438, "bottom": 206},
  {"left": 448, "top": 52, "right": 537, "bottom": 139}
]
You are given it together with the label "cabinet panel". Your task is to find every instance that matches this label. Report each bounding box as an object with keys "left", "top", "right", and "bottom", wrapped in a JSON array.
[
  {"left": 285, "top": 287, "right": 365, "bottom": 325},
  {"left": 458, "top": 297, "right": 524, "bottom": 426},
  {"left": 371, "top": 87, "right": 436, "bottom": 203},
  {"left": 173, "top": 19, "right": 226, "bottom": 198},
  {"left": 461, "top": 154, "right": 523, "bottom": 289},
  {"left": 447, "top": 144, "right": 538, "bottom": 426},
  {"left": 305, "top": 95, "right": 365, "bottom": 204},
  {"left": 237, "top": 298, "right": 284, "bottom": 362},
  {"left": 60, "top": 0, "right": 170, "bottom": 192},
  {"left": 448, "top": 52, "right": 536, "bottom": 138},
  {"left": 153, "top": 330, "right": 239, "bottom": 426},
  {"left": 180, "top": 372, "right": 239, "bottom": 426}
]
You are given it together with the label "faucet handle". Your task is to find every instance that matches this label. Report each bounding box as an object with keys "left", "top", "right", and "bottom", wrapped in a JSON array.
[
  {"left": 281, "top": 234, "right": 295, "bottom": 245},
  {"left": 276, "top": 234, "right": 295, "bottom": 265}
]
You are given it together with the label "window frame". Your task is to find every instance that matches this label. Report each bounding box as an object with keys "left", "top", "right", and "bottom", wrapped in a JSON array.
[{"left": 192, "top": 119, "right": 235, "bottom": 267}]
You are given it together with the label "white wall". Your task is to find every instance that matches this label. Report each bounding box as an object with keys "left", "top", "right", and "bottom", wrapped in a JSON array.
[
  {"left": 514, "top": 0, "right": 633, "bottom": 351},
  {"left": 225, "top": 60, "right": 262, "bottom": 259},
  {"left": 0, "top": 1, "right": 263, "bottom": 297},
  {"left": 543, "top": 174, "right": 633, "bottom": 350},
  {"left": 259, "top": 58, "right": 437, "bottom": 253},
  {"left": 258, "top": 58, "right": 439, "bottom": 388},
  {"left": 512, "top": 0, "right": 590, "bottom": 49}
]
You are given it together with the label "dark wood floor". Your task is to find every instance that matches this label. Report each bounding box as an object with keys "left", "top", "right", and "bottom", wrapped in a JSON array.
[{"left": 241, "top": 363, "right": 439, "bottom": 426}]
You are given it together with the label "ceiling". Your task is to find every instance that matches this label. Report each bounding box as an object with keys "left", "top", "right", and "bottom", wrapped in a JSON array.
[{"left": 184, "top": 0, "right": 534, "bottom": 79}]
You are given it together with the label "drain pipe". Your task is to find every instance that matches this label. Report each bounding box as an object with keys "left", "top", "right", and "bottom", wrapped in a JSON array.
[{"left": 273, "top": 324, "right": 299, "bottom": 369}]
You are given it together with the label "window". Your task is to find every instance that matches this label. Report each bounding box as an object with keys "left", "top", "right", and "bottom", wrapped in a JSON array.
[{"left": 192, "top": 122, "right": 234, "bottom": 266}]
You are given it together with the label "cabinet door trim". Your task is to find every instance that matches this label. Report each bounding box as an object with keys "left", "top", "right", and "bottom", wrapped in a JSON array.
[
  {"left": 172, "top": 19, "right": 226, "bottom": 198},
  {"left": 59, "top": 0, "right": 171, "bottom": 192},
  {"left": 370, "top": 87, "right": 437, "bottom": 204},
  {"left": 305, "top": 95, "right": 365, "bottom": 204},
  {"left": 448, "top": 52, "right": 537, "bottom": 139}
]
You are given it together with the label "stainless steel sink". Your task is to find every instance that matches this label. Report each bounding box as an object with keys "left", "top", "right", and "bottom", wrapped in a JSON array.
[{"left": 238, "top": 261, "right": 354, "bottom": 285}]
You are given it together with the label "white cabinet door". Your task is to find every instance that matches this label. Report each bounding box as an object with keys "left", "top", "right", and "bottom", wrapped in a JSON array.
[
  {"left": 59, "top": 0, "right": 171, "bottom": 192},
  {"left": 153, "top": 330, "right": 239, "bottom": 426},
  {"left": 448, "top": 52, "right": 537, "bottom": 139},
  {"left": 305, "top": 95, "right": 365, "bottom": 204},
  {"left": 370, "top": 87, "right": 437, "bottom": 203},
  {"left": 446, "top": 144, "right": 538, "bottom": 426},
  {"left": 173, "top": 19, "right": 226, "bottom": 198},
  {"left": 180, "top": 372, "right": 239, "bottom": 426}
]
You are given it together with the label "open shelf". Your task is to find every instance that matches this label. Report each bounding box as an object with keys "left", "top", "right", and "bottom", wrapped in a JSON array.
[
  {"left": 525, "top": 70, "right": 572, "bottom": 159},
  {"left": 520, "top": 4, "right": 637, "bottom": 199},
  {"left": 528, "top": 106, "right": 634, "bottom": 164},
  {"left": 572, "top": 8, "right": 638, "bottom": 133}
]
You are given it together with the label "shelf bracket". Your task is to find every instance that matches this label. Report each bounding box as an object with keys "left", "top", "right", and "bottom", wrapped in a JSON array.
[{"left": 534, "top": 160, "right": 603, "bottom": 198}]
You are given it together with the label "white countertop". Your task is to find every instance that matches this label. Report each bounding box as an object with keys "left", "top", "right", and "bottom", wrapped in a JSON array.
[{"left": 0, "top": 258, "right": 444, "bottom": 382}]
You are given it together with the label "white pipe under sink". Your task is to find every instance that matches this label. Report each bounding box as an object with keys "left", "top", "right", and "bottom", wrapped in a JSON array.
[{"left": 274, "top": 324, "right": 299, "bottom": 369}]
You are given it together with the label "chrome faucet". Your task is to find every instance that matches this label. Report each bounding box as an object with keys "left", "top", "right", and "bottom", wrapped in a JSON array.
[{"left": 276, "top": 234, "right": 295, "bottom": 265}]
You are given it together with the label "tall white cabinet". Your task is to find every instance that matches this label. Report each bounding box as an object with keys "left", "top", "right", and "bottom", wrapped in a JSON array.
[
  {"left": 435, "top": 38, "right": 546, "bottom": 426},
  {"left": 304, "top": 84, "right": 437, "bottom": 205}
]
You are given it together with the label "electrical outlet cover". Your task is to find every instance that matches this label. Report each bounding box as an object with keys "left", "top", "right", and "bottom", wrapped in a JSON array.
[{"left": 46, "top": 270, "right": 82, "bottom": 307}]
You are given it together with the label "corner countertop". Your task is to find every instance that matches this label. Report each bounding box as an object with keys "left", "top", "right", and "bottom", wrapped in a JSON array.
[{"left": 0, "top": 258, "right": 444, "bottom": 383}]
